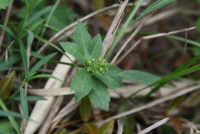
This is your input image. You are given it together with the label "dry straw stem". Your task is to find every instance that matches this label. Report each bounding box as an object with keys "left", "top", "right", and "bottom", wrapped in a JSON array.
[
  {"left": 117, "top": 120, "right": 123, "bottom": 134},
  {"left": 101, "top": 0, "right": 129, "bottom": 58},
  {"left": 0, "top": 41, "right": 14, "bottom": 61},
  {"left": 24, "top": 53, "right": 75, "bottom": 134},
  {"left": 96, "top": 84, "right": 200, "bottom": 126},
  {"left": 38, "top": 96, "right": 63, "bottom": 134},
  {"left": 47, "top": 98, "right": 80, "bottom": 133},
  {"left": 110, "top": 13, "right": 153, "bottom": 64},
  {"left": 138, "top": 118, "right": 169, "bottom": 134},
  {"left": 27, "top": 81, "right": 192, "bottom": 98},
  {"left": 114, "top": 27, "right": 196, "bottom": 65},
  {"left": 127, "top": 8, "right": 181, "bottom": 33},
  {"left": 0, "top": 0, "right": 13, "bottom": 50}
]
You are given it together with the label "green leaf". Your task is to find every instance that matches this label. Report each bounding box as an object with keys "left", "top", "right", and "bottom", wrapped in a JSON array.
[
  {"left": 130, "top": 0, "right": 177, "bottom": 25},
  {"left": 0, "top": 99, "right": 22, "bottom": 134},
  {"left": 0, "top": 56, "right": 20, "bottom": 74},
  {"left": 26, "top": 74, "right": 63, "bottom": 82},
  {"left": 25, "top": 0, "right": 43, "bottom": 13},
  {"left": 29, "top": 19, "right": 46, "bottom": 31},
  {"left": 80, "top": 96, "right": 91, "bottom": 122},
  {"left": 0, "top": 121, "right": 16, "bottom": 134},
  {"left": 55, "top": 129, "right": 67, "bottom": 134},
  {"left": 0, "top": 110, "right": 29, "bottom": 120},
  {"left": 118, "top": 104, "right": 135, "bottom": 134},
  {"left": 191, "top": 47, "right": 200, "bottom": 56},
  {"left": 88, "top": 78, "right": 110, "bottom": 111},
  {"left": 31, "top": 51, "right": 44, "bottom": 59},
  {"left": 71, "top": 69, "right": 93, "bottom": 101},
  {"left": 60, "top": 42, "right": 86, "bottom": 64},
  {"left": 0, "top": 71, "right": 15, "bottom": 100},
  {"left": 83, "top": 122, "right": 98, "bottom": 134},
  {"left": 48, "top": 5, "right": 77, "bottom": 30},
  {"left": 0, "top": 0, "right": 12, "bottom": 9},
  {"left": 26, "top": 29, "right": 34, "bottom": 47},
  {"left": 0, "top": 25, "right": 15, "bottom": 37},
  {"left": 106, "top": 65, "right": 122, "bottom": 76},
  {"left": 20, "top": 88, "right": 29, "bottom": 119},
  {"left": 27, "top": 6, "right": 52, "bottom": 26},
  {"left": 12, "top": 96, "right": 47, "bottom": 101},
  {"left": 120, "top": 70, "right": 165, "bottom": 86},
  {"left": 20, "top": 41, "right": 28, "bottom": 76},
  {"left": 27, "top": 52, "right": 57, "bottom": 77},
  {"left": 74, "top": 20, "right": 91, "bottom": 59},
  {"left": 88, "top": 34, "right": 102, "bottom": 60},
  {"left": 94, "top": 73, "right": 122, "bottom": 90},
  {"left": 98, "top": 119, "right": 114, "bottom": 134},
  {"left": 195, "top": 18, "right": 200, "bottom": 33}
]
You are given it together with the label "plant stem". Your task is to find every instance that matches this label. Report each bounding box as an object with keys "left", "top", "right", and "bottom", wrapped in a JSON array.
[
  {"left": 105, "top": 0, "right": 145, "bottom": 59},
  {"left": 36, "top": 0, "right": 61, "bottom": 49},
  {"left": 0, "top": 98, "right": 22, "bottom": 134}
]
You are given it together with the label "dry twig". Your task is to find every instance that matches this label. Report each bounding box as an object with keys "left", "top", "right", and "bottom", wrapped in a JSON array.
[
  {"left": 101, "top": 0, "right": 129, "bottom": 58},
  {"left": 96, "top": 85, "right": 200, "bottom": 126},
  {"left": 110, "top": 12, "right": 153, "bottom": 64},
  {"left": 24, "top": 54, "right": 75, "bottom": 134},
  {"left": 0, "top": 0, "right": 13, "bottom": 51},
  {"left": 138, "top": 118, "right": 169, "bottom": 134},
  {"left": 115, "top": 27, "right": 196, "bottom": 65}
]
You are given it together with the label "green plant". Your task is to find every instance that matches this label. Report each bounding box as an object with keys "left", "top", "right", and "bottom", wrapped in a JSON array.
[
  {"left": 1, "top": 0, "right": 200, "bottom": 133},
  {"left": 60, "top": 20, "right": 123, "bottom": 111}
]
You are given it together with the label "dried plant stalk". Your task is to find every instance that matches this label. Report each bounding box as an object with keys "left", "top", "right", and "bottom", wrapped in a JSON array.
[
  {"left": 96, "top": 85, "right": 200, "bottom": 126},
  {"left": 24, "top": 53, "right": 75, "bottom": 134},
  {"left": 138, "top": 118, "right": 169, "bottom": 134}
]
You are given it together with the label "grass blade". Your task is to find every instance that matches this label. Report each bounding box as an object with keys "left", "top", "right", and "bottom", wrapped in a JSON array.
[
  {"left": 27, "top": 52, "right": 57, "bottom": 77},
  {"left": 19, "top": 40, "right": 28, "bottom": 76},
  {"left": 26, "top": 29, "right": 34, "bottom": 47},
  {"left": 144, "top": 55, "right": 200, "bottom": 99},
  {"left": 0, "top": 24, "right": 15, "bottom": 37},
  {"left": 20, "top": 88, "right": 29, "bottom": 119},
  {"left": 129, "top": 0, "right": 177, "bottom": 25},
  {"left": 26, "top": 74, "right": 63, "bottom": 82},
  {"left": 0, "top": 99, "right": 22, "bottom": 134}
]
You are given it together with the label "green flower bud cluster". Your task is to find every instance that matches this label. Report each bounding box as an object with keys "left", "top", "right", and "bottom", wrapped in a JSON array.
[{"left": 86, "top": 58, "right": 109, "bottom": 75}]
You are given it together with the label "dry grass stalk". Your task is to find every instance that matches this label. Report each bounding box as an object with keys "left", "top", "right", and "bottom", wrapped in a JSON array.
[
  {"left": 117, "top": 120, "right": 123, "bottom": 134},
  {"left": 0, "top": 0, "right": 13, "bottom": 50},
  {"left": 27, "top": 81, "right": 192, "bottom": 98},
  {"left": 115, "top": 27, "right": 196, "bottom": 65},
  {"left": 47, "top": 98, "right": 80, "bottom": 133},
  {"left": 110, "top": 13, "right": 153, "bottom": 64},
  {"left": 24, "top": 54, "right": 75, "bottom": 134},
  {"left": 96, "top": 85, "right": 200, "bottom": 126},
  {"left": 138, "top": 118, "right": 169, "bottom": 134},
  {"left": 38, "top": 96, "right": 64, "bottom": 134},
  {"left": 101, "top": 0, "right": 129, "bottom": 58},
  {"left": 127, "top": 8, "right": 181, "bottom": 33}
]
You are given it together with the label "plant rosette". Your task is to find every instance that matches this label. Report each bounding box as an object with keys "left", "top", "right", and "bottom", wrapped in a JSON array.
[{"left": 60, "top": 20, "right": 122, "bottom": 111}]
